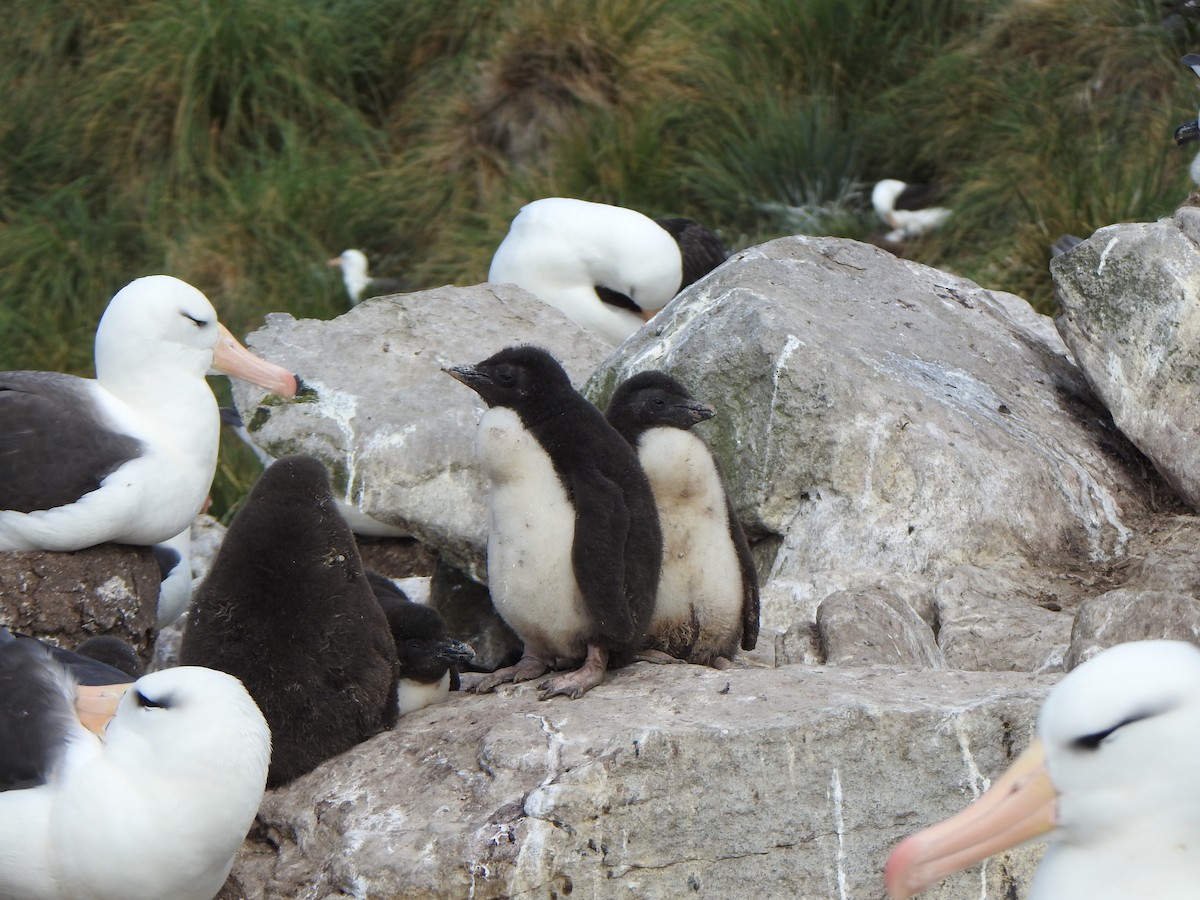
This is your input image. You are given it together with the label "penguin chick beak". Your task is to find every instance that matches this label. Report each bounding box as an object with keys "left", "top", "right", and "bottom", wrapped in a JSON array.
[
  {"left": 1176, "top": 119, "right": 1200, "bottom": 145},
  {"left": 438, "top": 638, "right": 476, "bottom": 663},
  {"left": 679, "top": 399, "right": 717, "bottom": 424},
  {"left": 443, "top": 364, "right": 488, "bottom": 388}
]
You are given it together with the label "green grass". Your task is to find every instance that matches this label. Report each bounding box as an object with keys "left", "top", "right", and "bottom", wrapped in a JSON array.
[{"left": 4, "top": 0, "right": 1199, "bottom": 515}]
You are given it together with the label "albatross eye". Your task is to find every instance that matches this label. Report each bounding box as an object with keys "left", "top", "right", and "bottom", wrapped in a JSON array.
[
  {"left": 134, "top": 689, "right": 169, "bottom": 710},
  {"left": 1072, "top": 709, "right": 1158, "bottom": 751},
  {"left": 181, "top": 312, "right": 207, "bottom": 328}
]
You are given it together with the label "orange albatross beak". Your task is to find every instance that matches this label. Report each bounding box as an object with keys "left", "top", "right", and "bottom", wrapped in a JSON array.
[
  {"left": 75, "top": 682, "right": 135, "bottom": 736},
  {"left": 212, "top": 323, "right": 298, "bottom": 399},
  {"left": 884, "top": 739, "right": 1058, "bottom": 898}
]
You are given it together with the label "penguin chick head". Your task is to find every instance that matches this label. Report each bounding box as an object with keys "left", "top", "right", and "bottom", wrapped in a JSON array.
[
  {"left": 443, "top": 345, "right": 572, "bottom": 409},
  {"left": 606, "top": 370, "right": 716, "bottom": 436}
]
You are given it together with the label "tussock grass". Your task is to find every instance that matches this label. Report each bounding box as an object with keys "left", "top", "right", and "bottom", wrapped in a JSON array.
[{"left": 4, "top": 0, "right": 1200, "bottom": 513}]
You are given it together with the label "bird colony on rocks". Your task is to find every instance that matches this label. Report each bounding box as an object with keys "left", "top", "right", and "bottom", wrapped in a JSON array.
[{"left": 6, "top": 184, "right": 1200, "bottom": 899}]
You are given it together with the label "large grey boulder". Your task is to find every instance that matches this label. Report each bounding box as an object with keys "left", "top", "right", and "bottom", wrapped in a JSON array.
[
  {"left": 234, "top": 236, "right": 1173, "bottom": 671},
  {"left": 233, "top": 663, "right": 1053, "bottom": 900},
  {"left": 1052, "top": 207, "right": 1200, "bottom": 511},
  {"left": 597, "top": 236, "right": 1167, "bottom": 666}
]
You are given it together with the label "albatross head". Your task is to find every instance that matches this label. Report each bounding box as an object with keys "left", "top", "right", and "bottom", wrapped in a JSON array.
[
  {"left": 94, "top": 275, "right": 297, "bottom": 398},
  {"left": 884, "top": 640, "right": 1200, "bottom": 899}
]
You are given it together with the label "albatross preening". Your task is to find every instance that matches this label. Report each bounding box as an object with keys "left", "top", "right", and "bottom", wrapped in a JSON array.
[
  {"left": 871, "top": 180, "right": 952, "bottom": 242},
  {"left": 884, "top": 639, "right": 1200, "bottom": 899},
  {"left": 488, "top": 198, "right": 728, "bottom": 345},
  {"left": 0, "top": 630, "right": 270, "bottom": 900},
  {"left": 0, "top": 275, "right": 298, "bottom": 553}
]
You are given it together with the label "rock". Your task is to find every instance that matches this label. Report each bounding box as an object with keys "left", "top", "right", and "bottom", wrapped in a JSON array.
[
  {"left": 816, "top": 586, "right": 945, "bottom": 668},
  {"left": 0, "top": 544, "right": 159, "bottom": 657},
  {"left": 592, "top": 236, "right": 1172, "bottom": 658},
  {"left": 1066, "top": 589, "right": 1200, "bottom": 670},
  {"left": 933, "top": 566, "right": 1071, "bottom": 673},
  {"left": 230, "top": 283, "right": 612, "bottom": 581},
  {"left": 1052, "top": 207, "right": 1200, "bottom": 511},
  {"left": 238, "top": 236, "right": 1177, "bottom": 667},
  {"left": 233, "top": 663, "right": 1052, "bottom": 900},
  {"left": 1065, "top": 516, "right": 1200, "bottom": 668},
  {"left": 597, "top": 236, "right": 1162, "bottom": 577}
]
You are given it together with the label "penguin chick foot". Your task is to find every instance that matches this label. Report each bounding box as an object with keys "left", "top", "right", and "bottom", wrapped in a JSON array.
[
  {"left": 634, "top": 649, "right": 688, "bottom": 665},
  {"left": 472, "top": 653, "right": 551, "bottom": 693},
  {"left": 538, "top": 644, "right": 609, "bottom": 700}
]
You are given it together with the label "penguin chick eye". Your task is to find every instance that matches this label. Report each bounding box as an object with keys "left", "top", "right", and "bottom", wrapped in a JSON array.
[
  {"left": 1071, "top": 709, "right": 1159, "bottom": 751},
  {"left": 134, "top": 689, "right": 169, "bottom": 710}
]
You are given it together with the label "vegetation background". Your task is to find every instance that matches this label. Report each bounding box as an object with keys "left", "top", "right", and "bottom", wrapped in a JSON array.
[{"left": 4, "top": 0, "right": 1199, "bottom": 513}]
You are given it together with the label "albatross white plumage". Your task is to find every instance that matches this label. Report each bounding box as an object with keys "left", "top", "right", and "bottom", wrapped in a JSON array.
[
  {"left": 327, "top": 249, "right": 404, "bottom": 306},
  {"left": 871, "top": 179, "right": 951, "bottom": 242},
  {"left": 1173, "top": 54, "right": 1200, "bottom": 184},
  {"left": 488, "top": 197, "right": 728, "bottom": 345},
  {"left": 0, "top": 275, "right": 298, "bottom": 552},
  {"left": 0, "top": 634, "right": 270, "bottom": 900},
  {"left": 884, "top": 639, "right": 1200, "bottom": 899}
]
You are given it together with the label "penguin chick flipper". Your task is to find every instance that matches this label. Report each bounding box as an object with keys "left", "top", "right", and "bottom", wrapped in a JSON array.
[
  {"left": 728, "top": 496, "right": 761, "bottom": 652},
  {"left": 569, "top": 472, "right": 637, "bottom": 644},
  {"left": 539, "top": 643, "right": 609, "bottom": 700},
  {"left": 472, "top": 652, "right": 552, "bottom": 694}
]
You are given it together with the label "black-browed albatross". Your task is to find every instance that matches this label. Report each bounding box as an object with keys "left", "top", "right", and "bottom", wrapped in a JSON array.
[
  {"left": 488, "top": 197, "right": 728, "bottom": 346},
  {"left": 0, "top": 628, "right": 270, "bottom": 900},
  {"left": 0, "top": 275, "right": 298, "bottom": 552},
  {"left": 885, "top": 639, "right": 1200, "bottom": 899}
]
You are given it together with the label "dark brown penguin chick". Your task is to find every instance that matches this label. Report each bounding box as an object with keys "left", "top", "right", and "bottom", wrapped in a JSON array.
[{"left": 181, "top": 455, "right": 398, "bottom": 787}]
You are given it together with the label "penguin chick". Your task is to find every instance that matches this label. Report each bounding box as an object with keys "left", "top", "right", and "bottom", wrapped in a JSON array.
[
  {"left": 445, "top": 345, "right": 662, "bottom": 699},
  {"left": 181, "top": 455, "right": 399, "bottom": 787},
  {"left": 606, "top": 371, "right": 759, "bottom": 667},
  {"left": 366, "top": 571, "right": 475, "bottom": 714}
]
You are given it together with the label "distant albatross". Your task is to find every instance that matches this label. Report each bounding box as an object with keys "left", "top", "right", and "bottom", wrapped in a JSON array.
[
  {"left": 0, "top": 629, "right": 270, "bottom": 900},
  {"left": 327, "top": 249, "right": 405, "bottom": 306},
  {"left": 0, "top": 275, "right": 298, "bottom": 552},
  {"left": 488, "top": 197, "right": 728, "bottom": 345},
  {"left": 884, "top": 639, "right": 1200, "bottom": 899},
  {"left": 1174, "top": 54, "right": 1200, "bottom": 184},
  {"left": 871, "top": 179, "right": 952, "bottom": 242}
]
